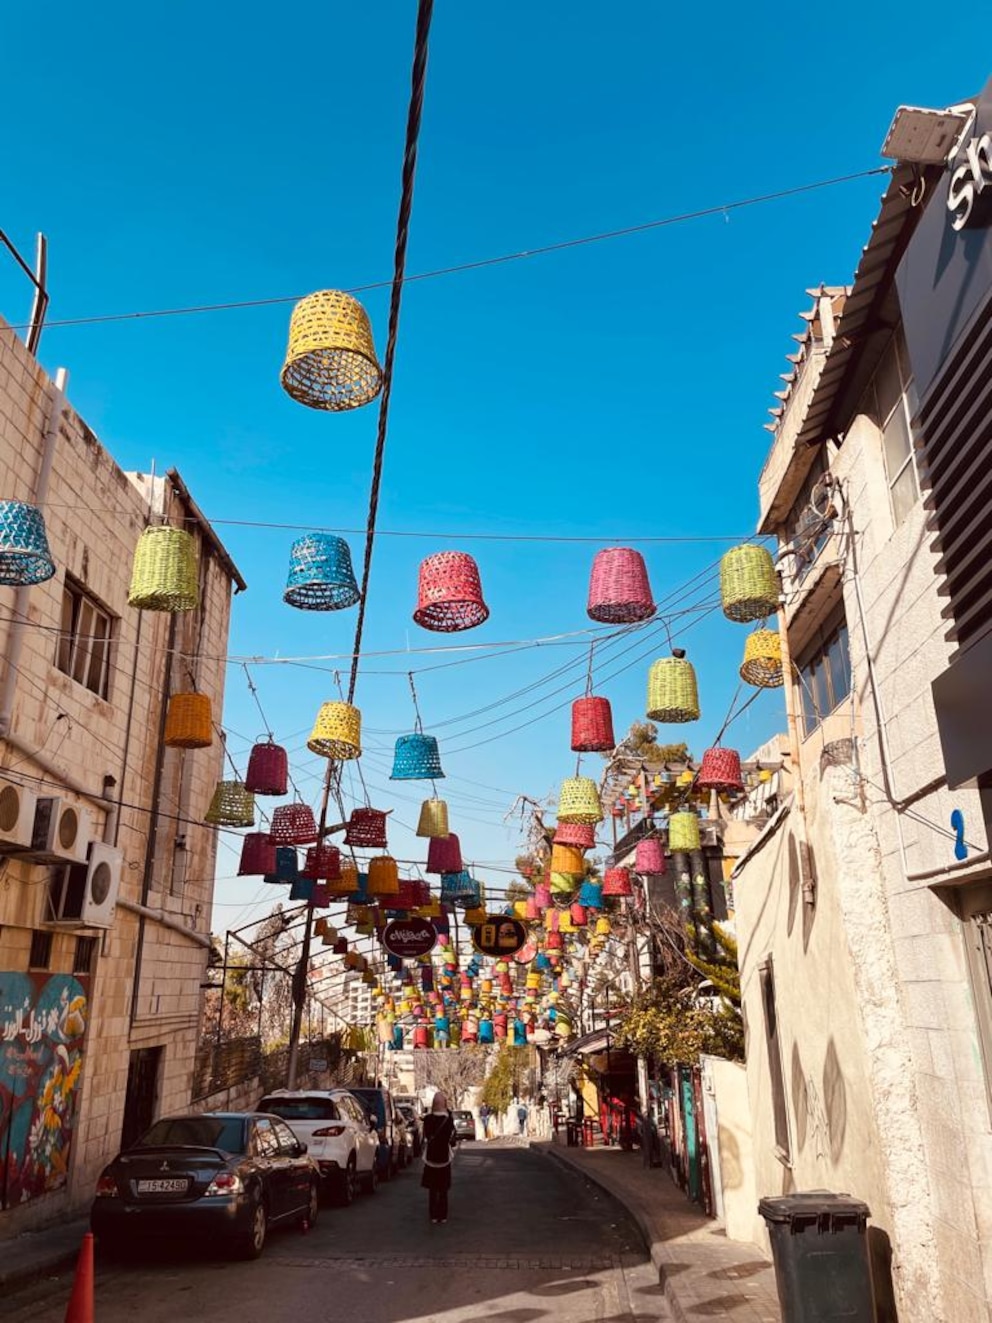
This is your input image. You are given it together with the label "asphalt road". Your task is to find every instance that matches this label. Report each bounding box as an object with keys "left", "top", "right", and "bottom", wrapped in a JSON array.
[{"left": 2, "top": 1141, "right": 670, "bottom": 1322}]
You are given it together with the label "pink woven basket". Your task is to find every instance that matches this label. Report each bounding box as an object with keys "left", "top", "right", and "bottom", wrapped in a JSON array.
[
  {"left": 570, "top": 696, "right": 615, "bottom": 752},
  {"left": 587, "top": 548, "right": 654, "bottom": 623},
  {"left": 603, "top": 866, "right": 633, "bottom": 897},
  {"left": 634, "top": 837, "right": 665, "bottom": 873},
  {"left": 269, "top": 803, "right": 319, "bottom": 845},
  {"left": 426, "top": 832, "right": 463, "bottom": 874},
  {"left": 302, "top": 844, "right": 342, "bottom": 881},
  {"left": 344, "top": 808, "right": 388, "bottom": 849},
  {"left": 553, "top": 821, "right": 596, "bottom": 848},
  {"left": 697, "top": 747, "right": 744, "bottom": 792},
  {"left": 413, "top": 552, "right": 489, "bottom": 632}
]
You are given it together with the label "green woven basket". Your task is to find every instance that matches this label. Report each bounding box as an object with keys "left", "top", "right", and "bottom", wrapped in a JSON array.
[
  {"left": 646, "top": 656, "right": 700, "bottom": 723},
  {"left": 556, "top": 776, "right": 603, "bottom": 825},
  {"left": 720, "top": 545, "right": 779, "bottom": 623},
  {"left": 668, "top": 810, "right": 701, "bottom": 852},
  {"left": 128, "top": 526, "right": 199, "bottom": 612},
  {"left": 204, "top": 781, "right": 255, "bottom": 828}
]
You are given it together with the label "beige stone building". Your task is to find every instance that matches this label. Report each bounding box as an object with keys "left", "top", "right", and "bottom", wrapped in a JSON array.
[
  {"left": 728, "top": 85, "right": 992, "bottom": 1321},
  {"left": 0, "top": 315, "right": 244, "bottom": 1234}
]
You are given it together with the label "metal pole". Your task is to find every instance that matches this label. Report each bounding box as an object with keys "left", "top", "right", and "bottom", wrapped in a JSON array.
[{"left": 216, "top": 931, "right": 230, "bottom": 1045}]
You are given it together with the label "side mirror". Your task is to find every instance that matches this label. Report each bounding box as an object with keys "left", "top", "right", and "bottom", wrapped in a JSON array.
[{"left": 296, "top": 1141, "right": 308, "bottom": 1156}]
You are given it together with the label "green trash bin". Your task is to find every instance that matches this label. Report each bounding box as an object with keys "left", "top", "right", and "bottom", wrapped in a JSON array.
[{"left": 758, "top": 1191, "right": 875, "bottom": 1322}]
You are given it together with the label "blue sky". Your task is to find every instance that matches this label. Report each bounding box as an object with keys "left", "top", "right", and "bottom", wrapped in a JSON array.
[{"left": 2, "top": 4, "right": 986, "bottom": 932}]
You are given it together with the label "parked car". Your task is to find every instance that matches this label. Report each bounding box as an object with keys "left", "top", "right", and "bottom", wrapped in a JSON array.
[
  {"left": 91, "top": 1112, "right": 319, "bottom": 1261},
  {"left": 256, "top": 1089, "right": 378, "bottom": 1204},
  {"left": 393, "top": 1107, "right": 415, "bottom": 1166},
  {"left": 396, "top": 1102, "right": 423, "bottom": 1156},
  {"left": 451, "top": 1110, "right": 477, "bottom": 1143},
  {"left": 393, "top": 1092, "right": 424, "bottom": 1119},
  {"left": 349, "top": 1086, "right": 400, "bottom": 1177}
]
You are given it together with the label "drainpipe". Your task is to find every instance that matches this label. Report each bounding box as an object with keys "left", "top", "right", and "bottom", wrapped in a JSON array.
[
  {"left": 0, "top": 369, "right": 68, "bottom": 738},
  {"left": 118, "top": 897, "right": 212, "bottom": 950},
  {"left": 775, "top": 597, "right": 817, "bottom": 906}
]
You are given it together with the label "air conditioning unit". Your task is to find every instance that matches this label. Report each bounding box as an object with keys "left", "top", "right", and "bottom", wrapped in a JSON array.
[
  {"left": 30, "top": 797, "right": 91, "bottom": 865},
  {"left": 0, "top": 778, "right": 37, "bottom": 852},
  {"left": 47, "top": 842, "right": 122, "bottom": 929}
]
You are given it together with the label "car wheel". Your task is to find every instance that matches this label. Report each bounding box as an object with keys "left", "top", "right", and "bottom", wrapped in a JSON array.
[
  {"left": 302, "top": 1179, "right": 320, "bottom": 1228},
  {"left": 236, "top": 1194, "right": 267, "bottom": 1260},
  {"left": 364, "top": 1161, "right": 379, "bottom": 1194},
  {"left": 336, "top": 1159, "right": 356, "bottom": 1207}
]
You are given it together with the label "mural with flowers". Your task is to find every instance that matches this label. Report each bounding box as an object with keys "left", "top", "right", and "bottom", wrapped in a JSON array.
[{"left": 0, "top": 972, "right": 89, "bottom": 1209}]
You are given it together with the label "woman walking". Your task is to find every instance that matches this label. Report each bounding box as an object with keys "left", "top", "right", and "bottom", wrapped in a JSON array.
[{"left": 421, "top": 1091, "right": 456, "bottom": 1224}]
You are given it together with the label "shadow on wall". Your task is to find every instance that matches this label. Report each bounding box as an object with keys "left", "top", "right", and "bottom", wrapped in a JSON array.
[
  {"left": 790, "top": 1037, "right": 848, "bottom": 1165},
  {"left": 786, "top": 831, "right": 818, "bottom": 951}
]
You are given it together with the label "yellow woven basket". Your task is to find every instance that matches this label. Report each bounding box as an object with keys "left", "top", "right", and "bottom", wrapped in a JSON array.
[
  {"left": 128, "top": 526, "right": 199, "bottom": 612},
  {"left": 164, "top": 692, "right": 213, "bottom": 749},
  {"left": 720, "top": 545, "right": 779, "bottom": 623},
  {"left": 550, "top": 843, "right": 585, "bottom": 874},
  {"left": 307, "top": 701, "right": 362, "bottom": 759},
  {"left": 556, "top": 776, "right": 603, "bottom": 825},
  {"left": 367, "top": 855, "right": 399, "bottom": 896},
  {"left": 740, "top": 629, "right": 784, "bottom": 688},
  {"left": 668, "top": 810, "right": 702, "bottom": 852},
  {"left": 204, "top": 781, "right": 255, "bottom": 828},
  {"left": 281, "top": 290, "right": 382, "bottom": 411},
  {"left": 416, "top": 797, "right": 449, "bottom": 839}
]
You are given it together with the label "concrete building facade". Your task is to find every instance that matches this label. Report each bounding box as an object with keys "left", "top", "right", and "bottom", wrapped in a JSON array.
[{"left": 0, "top": 315, "right": 243, "bottom": 1234}]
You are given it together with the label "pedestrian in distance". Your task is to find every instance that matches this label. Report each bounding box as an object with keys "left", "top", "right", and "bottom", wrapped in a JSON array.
[
  {"left": 517, "top": 1100, "right": 529, "bottom": 1136},
  {"left": 479, "top": 1101, "right": 491, "bottom": 1140},
  {"left": 421, "top": 1091, "right": 456, "bottom": 1224}
]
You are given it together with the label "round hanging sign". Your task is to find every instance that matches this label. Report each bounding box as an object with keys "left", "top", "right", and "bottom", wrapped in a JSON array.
[
  {"left": 382, "top": 916, "right": 437, "bottom": 960},
  {"left": 472, "top": 916, "right": 527, "bottom": 958}
]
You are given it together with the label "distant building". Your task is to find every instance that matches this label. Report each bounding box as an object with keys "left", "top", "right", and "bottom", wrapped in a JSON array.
[{"left": 0, "top": 316, "right": 244, "bottom": 1233}]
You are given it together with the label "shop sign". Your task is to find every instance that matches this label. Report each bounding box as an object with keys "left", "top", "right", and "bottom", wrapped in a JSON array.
[
  {"left": 471, "top": 916, "right": 527, "bottom": 957},
  {"left": 947, "top": 129, "right": 992, "bottom": 231},
  {"left": 382, "top": 916, "right": 437, "bottom": 959}
]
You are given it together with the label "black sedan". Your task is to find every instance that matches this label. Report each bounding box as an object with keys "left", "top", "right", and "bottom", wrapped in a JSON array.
[{"left": 91, "top": 1112, "right": 320, "bottom": 1260}]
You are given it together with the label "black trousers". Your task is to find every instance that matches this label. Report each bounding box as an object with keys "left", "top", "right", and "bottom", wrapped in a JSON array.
[{"left": 428, "top": 1186, "right": 449, "bottom": 1221}]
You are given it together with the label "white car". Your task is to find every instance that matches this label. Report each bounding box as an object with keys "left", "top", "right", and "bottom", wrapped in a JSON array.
[{"left": 256, "top": 1089, "right": 379, "bottom": 1205}]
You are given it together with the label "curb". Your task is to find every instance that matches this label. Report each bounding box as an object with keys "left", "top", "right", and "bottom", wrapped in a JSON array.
[{"left": 0, "top": 1221, "right": 89, "bottom": 1300}]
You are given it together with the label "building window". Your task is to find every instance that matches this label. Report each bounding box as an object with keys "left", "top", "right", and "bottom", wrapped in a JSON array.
[
  {"left": 868, "top": 330, "right": 920, "bottom": 527},
  {"left": 73, "top": 935, "right": 98, "bottom": 975},
  {"left": 758, "top": 956, "right": 791, "bottom": 1162},
  {"left": 960, "top": 884, "right": 992, "bottom": 1114},
  {"left": 783, "top": 453, "right": 832, "bottom": 586},
  {"left": 55, "top": 577, "right": 114, "bottom": 700},
  {"left": 29, "top": 929, "right": 52, "bottom": 970},
  {"left": 796, "top": 612, "right": 852, "bottom": 738}
]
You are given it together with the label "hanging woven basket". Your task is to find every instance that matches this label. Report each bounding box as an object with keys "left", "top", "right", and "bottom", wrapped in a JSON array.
[
  {"left": 440, "top": 869, "right": 477, "bottom": 904},
  {"left": 289, "top": 877, "right": 315, "bottom": 902},
  {"left": 599, "top": 867, "right": 630, "bottom": 897},
  {"left": 634, "top": 836, "right": 665, "bottom": 873},
  {"left": 307, "top": 701, "right": 362, "bottom": 759},
  {"left": 302, "top": 844, "right": 342, "bottom": 881},
  {"left": 550, "top": 871, "right": 579, "bottom": 896},
  {"left": 283, "top": 533, "right": 361, "bottom": 611},
  {"left": 280, "top": 290, "right": 382, "bottom": 411},
  {"left": 570, "top": 696, "right": 615, "bottom": 753},
  {"left": 426, "top": 832, "right": 462, "bottom": 874},
  {"left": 330, "top": 865, "right": 360, "bottom": 896},
  {"left": 270, "top": 802, "right": 319, "bottom": 845},
  {"left": 0, "top": 500, "right": 55, "bottom": 586},
  {"left": 128, "top": 526, "right": 199, "bottom": 612},
  {"left": 577, "top": 880, "right": 603, "bottom": 908},
  {"left": 740, "top": 629, "right": 784, "bottom": 688},
  {"left": 534, "top": 882, "right": 552, "bottom": 909},
  {"left": 646, "top": 654, "right": 700, "bottom": 723},
  {"left": 163, "top": 693, "right": 213, "bottom": 749},
  {"left": 720, "top": 544, "right": 779, "bottom": 623},
  {"left": 245, "top": 740, "right": 289, "bottom": 796},
  {"left": 556, "top": 776, "right": 603, "bottom": 825},
  {"left": 205, "top": 781, "right": 255, "bottom": 827},
  {"left": 668, "top": 810, "right": 702, "bottom": 852},
  {"left": 569, "top": 903, "right": 587, "bottom": 927},
  {"left": 587, "top": 548, "right": 654, "bottom": 623},
  {"left": 553, "top": 820, "right": 595, "bottom": 848},
  {"left": 391, "top": 733, "right": 445, "bottom": 780},
  {"left": 416, "top": 797, "right": 449, "bottom": 839},
  {"left": 697, "top": 746, "right": 745, "bottom": 792},
  {"left": 550, "top": 843, "right": 585, "bottom": 874},
  {"left": 237, "top": 832, "right": 276, "bottom": 876},
  {"left": 367, "top": 855, "right": 400, "bottom": 897},
  {"left": 344, "top": 807, "right": 388, "bottom": 849},
  {"left": 413, "top": 552, "right": 489, "bottom": 632}
]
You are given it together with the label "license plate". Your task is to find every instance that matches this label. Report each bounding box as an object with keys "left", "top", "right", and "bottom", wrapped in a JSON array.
[{"left": 136, "top": 1178, "right": 188, "bottom": 1194}]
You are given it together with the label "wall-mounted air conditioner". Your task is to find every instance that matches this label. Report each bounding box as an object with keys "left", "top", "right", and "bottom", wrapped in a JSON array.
[
  {"left": 30, "top": 797, "right": 91, "bottom": 865},
  {"left": 47, "top": 841, "right": 122, "bottom": 929},
  {"left": 0, "top": 778, "right": 37, "bottom": 851}
]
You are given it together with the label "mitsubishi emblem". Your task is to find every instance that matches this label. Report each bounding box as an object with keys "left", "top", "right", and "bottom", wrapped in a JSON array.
[{"left": 160, "top": 1161, "right": 170, "bottom": 1172}]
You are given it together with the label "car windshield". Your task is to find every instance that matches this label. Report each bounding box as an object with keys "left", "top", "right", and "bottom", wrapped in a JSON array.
[
  {"left": 135, "top": 1117, "right": 246, "bottom": 1153},
  {"left": 398, "top": 1106, "right": 416, "bottom": 1120},
  {"left": 453, "top": 1111, "right": 472, "bottom": 1121},
  {"left": 258, "top": 1097, "right": 337, "bottom": 1121},
  {"left": 350, "top": 1090, "right": 386, "bottom": 1126}
]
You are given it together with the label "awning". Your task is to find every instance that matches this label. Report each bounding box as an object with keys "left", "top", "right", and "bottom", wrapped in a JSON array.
[{"left": 561, "top": 1029, "right": 611, "bottom": 1058}]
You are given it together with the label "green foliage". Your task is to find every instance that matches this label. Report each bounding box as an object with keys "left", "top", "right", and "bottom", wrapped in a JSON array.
[
  {"left": 685, "top": 922, "right": 741, "bottom": 1007},
  {"left": 613, "top": 964, "right": 744, "bottom": 1066},
  {"left": 481, "top": 1043, "right": 530, "bottom": 1113}
]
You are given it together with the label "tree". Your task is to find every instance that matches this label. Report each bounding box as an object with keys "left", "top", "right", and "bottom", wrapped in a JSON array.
[
  {"left": 413, "top": 1047, "right": 487, "bottom": 1105},
  {"left": 613, "top": 965, "right": 744, "bottom": 1065},
  {"left": 480, "top": 1043, "right": 530, "bottom": 1113}
]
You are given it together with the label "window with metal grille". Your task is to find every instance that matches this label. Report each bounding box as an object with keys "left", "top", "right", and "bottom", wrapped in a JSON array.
[
  {"left": 795, "top": 610, "right": 852, "bottom": 738},
  {"left": 73, "top": 935, "right": 98, "bottom": 975},
  {"left": 866, "top": 330, "right": 921, "bottom": 528},
  {"left": 55, "top": 577, "right": 114, "bottom": 699},
  {"left": 961, "top": 885, "right": 992, "bottom": 1114},
  {"left": 759, "top": 956, "right": 791, "bottom": 1161},
  {"left": 784, "top": 453, "right": 831, "bottom": 585},
  {"left": 29, "top": 929, "right": 52, "bottom": 970}
]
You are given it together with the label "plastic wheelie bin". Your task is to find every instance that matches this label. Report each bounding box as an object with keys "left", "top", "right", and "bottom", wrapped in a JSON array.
[{"left": 758, "top": 1191, "right": 875, "bottom": 1321}]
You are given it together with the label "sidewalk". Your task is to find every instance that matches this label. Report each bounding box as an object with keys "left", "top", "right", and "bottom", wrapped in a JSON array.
[
  {"left": 0, "top": 1216, "right": 89, "bottom": 1299},
  {"left": 537, "top": 1141, "right": 782, "bottom": 1323}
]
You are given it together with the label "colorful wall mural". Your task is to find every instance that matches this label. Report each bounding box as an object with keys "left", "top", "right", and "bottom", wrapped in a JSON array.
[{"left": 1, "top": 972, "right": 89, "bottom": 1209}]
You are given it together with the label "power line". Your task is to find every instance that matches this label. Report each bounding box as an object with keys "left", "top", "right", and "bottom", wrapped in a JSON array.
[{"left": 8, "top": 167, "right": 891, "bottom": 334}]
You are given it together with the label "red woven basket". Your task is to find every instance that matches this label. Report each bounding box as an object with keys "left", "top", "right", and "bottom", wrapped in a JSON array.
[
  {"left": 426, "top": 832, "right": 463, "bottom": 874},
  {"left": 245, "top": 740, "right": 289, "bottom": 796},
  {"left": 413, "top": 552, "right": 489, "bottom": 632},
  {"left": 270, "top": 803, "right": 319, "bottom": 845},
  {"left": 344, "top": 807, "right": 389, "bottom": 848},
  {"left": 634, "top": 837, "right": 665, "bottom": 873},
  {"left": 238, "top": 833, "right": 276, "bottom": 876},
  {"left": 603, "top": 866, "right": 633, "bottom": 896},
  {"left": 697, "top": 746, "right": 744, "bottom": 792},
  {"left": 553, "top": 821, "right": 595, "bottom": 848},
  {"left": 587, "top": 548, "right": 654, "bottom": 623},
  {"left": 302, "top": 844, "right": 342, "bottom": 880},
  {"left": 570, "top": 696, "right": 615, "bottom": 752}
]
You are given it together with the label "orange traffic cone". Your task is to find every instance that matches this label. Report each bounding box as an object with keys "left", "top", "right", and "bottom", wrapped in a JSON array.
[{"left": 64, "top": 1231, "right": 94, "bottom": 1323}]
